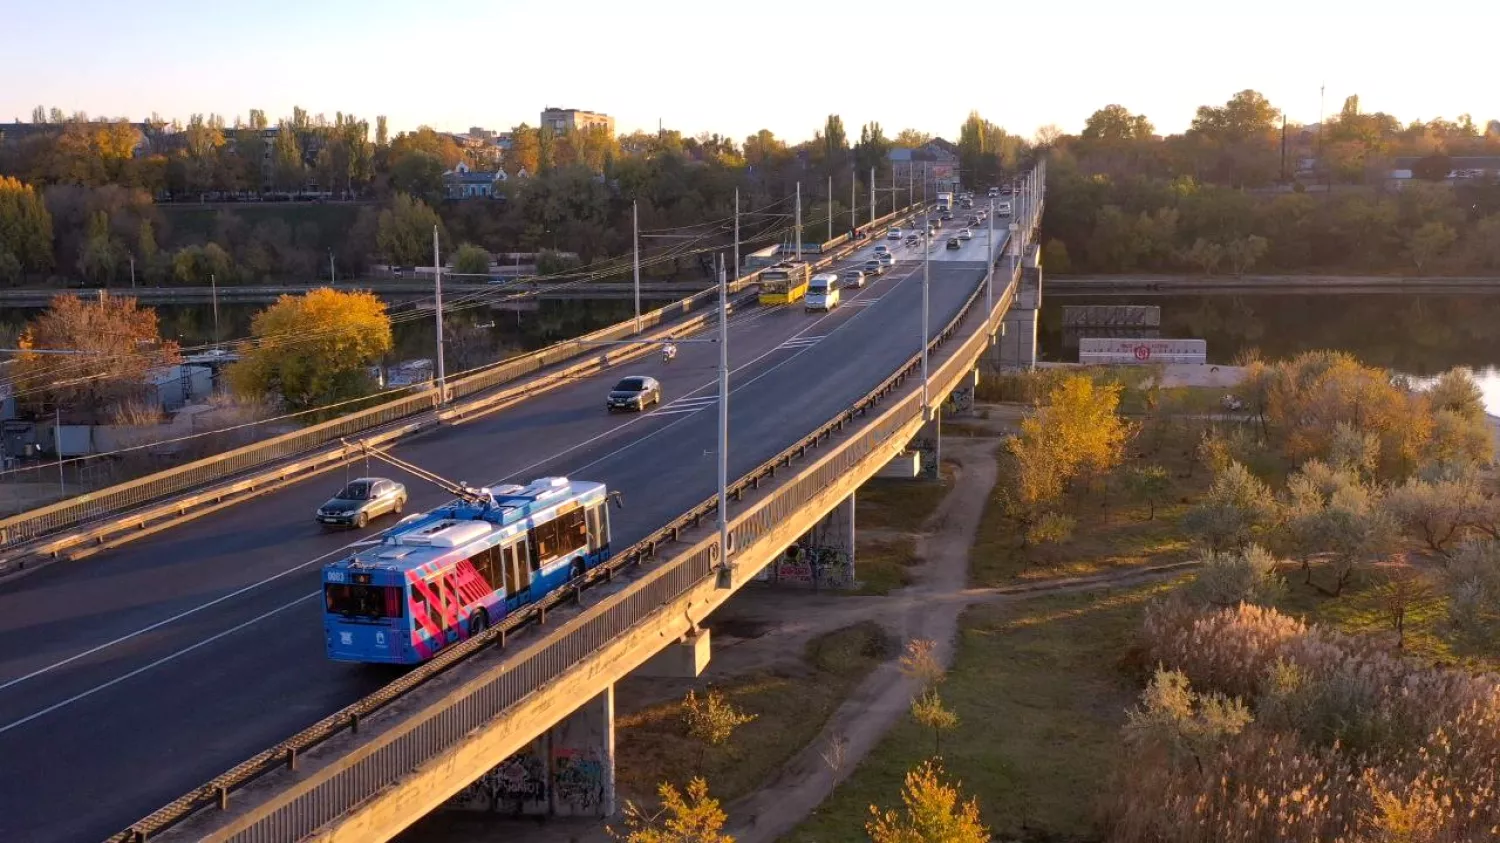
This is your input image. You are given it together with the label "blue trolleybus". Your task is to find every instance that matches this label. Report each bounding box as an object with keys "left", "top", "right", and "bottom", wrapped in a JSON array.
[{"left": 322, "top": 476, "right": 614, "bottom": 664}]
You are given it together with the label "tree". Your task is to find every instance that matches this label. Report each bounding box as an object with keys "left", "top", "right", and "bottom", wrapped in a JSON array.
[
  {"left": 854, "top": 122, "right": 891, "bottom": 178},
  {"left": 270, "top": 122, "right": 304, "bottom": 191},
  {"left": 898, "top": 639, "right": 944, "bottom": 687},
  {"left": 76, "top": 209, "right": 122, "bottom": 284},
  {"left": 909, "top": 690, "right": 959, "bottom": 755},
  {"left": 1124, "top": 464, "right": 1171, "bottom": 520},
  {"left": 892, "top": 129, "right": 932, "bottom": 149},
  {"left": 376, "top": 193, "right": 444, "bottom": 267},
  {"left": 1041, "top": 239, "right": 1072, "bottom": 274},
  {"left": 375, "top": 115, "right": 389, "bottom": 149},
  {"left": 225, "top": 288, "right": 393, "bottom": 412},
  {"left": 1081, "top": 104, "right": 1154, "bottom": 142},
  {"left": 12, "top": 293, "right": 180, "bottom": 416},
  {"left": 1123, "top": 668, "right": 1251, "bottom": 774},
  {"left": 681, "top": 688, "right": 756, "bottom": 771},
  {"left": 1182, "top": 461, "right": 1277, "bottom": 552},
  {"left": 1385, "top": 473, "right": 1486, "bottom": 554},
  {"left": 389, "top": 151, "right": 445, "bottom": 207},
  {"left": 0, "top": 175, "right": 55, "bottom": 275},
  {"left": 1186, "top": 544, "right": 1286, "bottom": 607},
  {"left": 1374, "top": 568, "right": 1439, "bottom": 649},
  {"left": 1181, "top": 237, "right": 1224, "bottom": 274},
  {"left": 866, "top": 761, "right": 988, "bottom": 843},
  {"left": 821, "top": 114, "right": 850, "bottom": 170},
  {"left": 1442, "top": 539, "right": 1500, "bottom": 641},
  {"left": 613, "top": 778, "right": 731, "bottom": 843},
  {"left": 1223, "top": 235, "right": 1268, "bottom": 275},
  {"left": 505, "top": 123, "right": 540, "bottom": 176},
  {"left": 1005, "top": 374, "right": 1132, "bottom": 522},
  {"left": 1406, "top": 221, "right": 1456, "bottom": 271},
  {"left": 452, "top": 243, "right": 490, "bottom": 277}
]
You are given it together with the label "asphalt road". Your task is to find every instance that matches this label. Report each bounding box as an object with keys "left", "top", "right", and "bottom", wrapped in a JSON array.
[{"left": 0, "top": 219, "right": 1004, "bottom": 842}]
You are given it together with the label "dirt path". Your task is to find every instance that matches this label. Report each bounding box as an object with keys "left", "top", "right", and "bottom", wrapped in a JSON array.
[{"left": 404, "top": 434, "right": 1192, "bottom": 843}]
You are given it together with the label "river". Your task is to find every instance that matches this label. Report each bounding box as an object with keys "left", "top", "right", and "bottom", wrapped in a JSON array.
[{"left": 1040, "top": 291, "right": 1500, "bottom": 414}]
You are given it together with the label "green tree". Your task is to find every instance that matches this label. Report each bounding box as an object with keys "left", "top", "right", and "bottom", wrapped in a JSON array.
[
  {"left": 1183, "top": 461, "right": 1277, "bottom": 552},
  {"left": 389, "top": 151, "right": 445, "bottom": 206},
  {"left": 892, "top": 129, "right": 932, "bottom": 149},
  {"left": 1407, "top": 220, "right": 1456, "bottom": 271},
  {"left": 76, "top": 210, "right": 121, "bottom": 284},
  {"left": 1186, "top": 544, "right": 1286, "bottom": 607},
  {"left": 375, "top": 115, "right": 389, "bottom": 148},
  {"left": 855, "top": 122, "right": 891, "bottom": 178},
  {"left": 452, "top": 243, "right": 490, "bottom": 276},
  {"left": 1124, "top": 464, "right": 1171, "bottom": 520},
  {"left": 1223, "top": 234, "right": 1269, "bottom": 275},
  {"left": 137, "top": 218, "right": 157, "bottom": 263},
  {"left": 0, "top": 175, "right": 55, "bottom": 275},
  {"left": 681, "top": 688, "right": 756, "bottom": 771},
  {"left": 866, "top": 761, "right": 988, "bottom": 843},
  {"left": 226, "top": 288, "right": 393, "bottom": 411},
  {"left": 376, "top": 193, "right": 444, "bottom": 267},
  {"left": 1041, "top": 239, "right": 1072, "bottom": 274},
  {"left": 1081, "top": 104, "right": 1154, "bottom": 142},
  {"left": 270, "top": 122, "right": 304, "bottom": 190}
]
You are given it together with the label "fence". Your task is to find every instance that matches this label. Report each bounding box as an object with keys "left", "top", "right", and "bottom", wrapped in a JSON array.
[
  {"left": 111, "top": 165, "right": 1043, "bottom": 842},
  {"left": 0, "top": 204, "right": 921, "bottom": 556}
]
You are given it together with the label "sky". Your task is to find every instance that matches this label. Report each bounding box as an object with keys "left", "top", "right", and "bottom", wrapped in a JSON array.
[{"left": 3, "top": 0, "right": 1494, "bottom": 144}]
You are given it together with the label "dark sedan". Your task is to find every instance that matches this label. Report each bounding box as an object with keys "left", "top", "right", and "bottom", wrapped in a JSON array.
[
  {"left": 316, "top": 478, "right": 407, "bottom": 529},
  {"left": 607, "top": 375, "right": 662, "bottom": 412}
]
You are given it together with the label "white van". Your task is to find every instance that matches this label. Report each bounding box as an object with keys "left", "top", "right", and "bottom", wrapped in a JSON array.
[{"left": 805, "top": 273, "right": 841, "bottom": 312}]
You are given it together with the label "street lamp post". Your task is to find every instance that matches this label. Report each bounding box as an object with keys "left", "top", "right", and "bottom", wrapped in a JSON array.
[
  {"left": 987, "top": 197, "right": 995, "bottom": 316},
  {"left": 921, "top": 205, "right": 930, "bottom": 415},
  {"left": 632, "top": 200, "right": 641, "bottom": 334},
  {"left": 715, "top": 253, "right": 732, "bottom": 587},
  {"left": 433, "top": 225, "right": 446, "bottom": 402}
]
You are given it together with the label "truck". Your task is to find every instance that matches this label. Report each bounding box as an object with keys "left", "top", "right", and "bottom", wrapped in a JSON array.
[
  {"left": 936, "top": 192, "right": 953, "bottom": 212},
  {"left": 758, "top": 261, "right": 811, "bottom": 305}
]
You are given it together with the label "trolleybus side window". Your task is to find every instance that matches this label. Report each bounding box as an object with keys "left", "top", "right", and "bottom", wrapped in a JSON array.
[
  {"left": 586, "top": 505, "right": 602, "bottom": 552},
  {"left": 471, "top": 545, "right": 502, "bottom": 589}
]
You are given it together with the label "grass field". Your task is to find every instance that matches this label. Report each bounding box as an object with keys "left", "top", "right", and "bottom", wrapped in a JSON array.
[
  {"left": 614, "top": 622, "right": 891, "bottom": 806},
  {"left": 787, "top": 579, "right": 1186, "bottom": 842}
]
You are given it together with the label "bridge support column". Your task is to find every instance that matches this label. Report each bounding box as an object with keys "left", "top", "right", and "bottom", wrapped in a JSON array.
[
  {"left": 758, "top": 492, "right": 857, "bottom": 589},
  {"left": 444, "top": 686, "right": 616, "bottom": 819},
  {"left": 999, "top": 244, "right": 1043, "bottom": 370}
]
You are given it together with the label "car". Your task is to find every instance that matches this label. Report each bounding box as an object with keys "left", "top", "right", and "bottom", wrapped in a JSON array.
[
  {"left": 946, "top": 237, "right": 961, "bottom": 250},
  {"left": 862, "top": 259, "right": 884, "bottom": 276},
  {"left": 805, "top": 273, "right": 841, "bottom": 312},
  {"left": 997, "top": 202, "right": 1012, "bottom": 216},
  {"left": 987, "top": 186, "right": 1000, "bottom": 197},
  {"left": 840, "top": 269, "right": 867, "bottom": 289},
  {"left": 317, "top": 477, "right": 407, "bottom": 529},
  {"left": 873, "top": 244, "right": 890, "bottom": 257},
  {"left": 904, "top": 234, "right": 920, "bottom": 247},
  {"left": 967, "top": 215, "right": 980, "bottom": 227},
  {"left": 959, "top": 228, "right": 973, "bottom": 240},
  {"left": 940, "top": 210, "right": 954, "bottom": 221},
  {"left": 878, "top": 252, "right": 896, "bottom": 267},
  {"left": 888, "top": 227, "right": 903, "bottom": 240},
  {"left": 607, "top": 375, "right": 661, "bottom": 412}
]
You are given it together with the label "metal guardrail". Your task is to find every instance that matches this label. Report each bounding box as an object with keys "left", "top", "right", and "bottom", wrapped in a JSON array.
[
  {"left": 109, "top": 172, "right": 1041, "bottom": 842},
  {"left": 0, "top": 205, "right": 921, "bottom": 557}
]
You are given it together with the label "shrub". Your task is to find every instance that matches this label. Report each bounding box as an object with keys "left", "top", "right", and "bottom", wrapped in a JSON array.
[{"left": 1185, "top": 544, "right": 1286, "bottom": 608}]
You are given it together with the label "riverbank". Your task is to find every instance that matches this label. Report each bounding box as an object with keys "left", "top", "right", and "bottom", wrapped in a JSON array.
[{"left": 1049, "top": 274, "right": 1500, "bottom": 293}]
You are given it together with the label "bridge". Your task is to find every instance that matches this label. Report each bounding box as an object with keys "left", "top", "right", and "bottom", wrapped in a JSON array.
[{"left": 0, "top": 167, "right": 1045, "bottom": 842}]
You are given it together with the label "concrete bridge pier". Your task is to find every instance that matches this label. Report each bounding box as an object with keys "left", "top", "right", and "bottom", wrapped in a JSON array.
[
  {"left": 444, "top": 686, "right": 617, "bottom": 818},
  {"left": 998, "top": 244, "right": 1043, "bottom": 370},
  {"left": 759, "top": 492, "right": 857, "bottom": 589}
]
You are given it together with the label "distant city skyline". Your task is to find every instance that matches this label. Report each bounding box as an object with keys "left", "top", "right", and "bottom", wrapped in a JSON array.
[{"left": 4, "top": 0, "right": 1494, "bottom": 144}]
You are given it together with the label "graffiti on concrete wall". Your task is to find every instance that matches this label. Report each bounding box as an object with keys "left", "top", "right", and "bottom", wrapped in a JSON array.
[
  {"left": 945, "top": 385, "right": 975, "bottom": 416},
  {"left": 448, "top": 749, "right": 547, "bottom": 814},
  {"left": 771, "top": 544, "right": 854, "bottom": 589},
  {"left": 552, "top": 747, "right": 605, "bottom": 812}
]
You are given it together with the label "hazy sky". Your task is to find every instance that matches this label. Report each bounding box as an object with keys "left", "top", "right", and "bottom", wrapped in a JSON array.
[{"left": 3, "top": 0, "right": 1492, "bottom": 143}]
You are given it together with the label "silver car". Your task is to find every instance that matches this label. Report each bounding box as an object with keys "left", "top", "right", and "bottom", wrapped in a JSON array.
[
  {"left": 317, "top": 477, "right": 408, "bottom": 529},
  {"left": 840, "top": 269, "right": 866, "bottom": 289},
  {"left": 607, "top": 375, "right": 662, "bottom": 412}
]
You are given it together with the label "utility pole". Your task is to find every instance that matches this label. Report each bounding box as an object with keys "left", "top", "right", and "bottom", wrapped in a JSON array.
[
  {"left": 329, "top": 250, "right": 336, "bottom": 284},
  {"left": 850, "top": 170, "right": 856, "bottom": 235},
  {"left": 716, "top": 252, "right": 732, "bottom": 586},
  {"left": 129, "top": 257, "right": 135, "bottom": 289},
  {"left": 433, "top": 225, "right": 446, "bottom": 401},
  {"left": 827, "top": 175, "right": 833, "bottom": 243},
  {"left": 921, "top": 205, "right": 930, "bottom": 414},
  {"left": 55, "top": 404, "right": 64, "bottom": 497},
  {"left": 869, "top": 166, "right": 875, "bottom": 223},
  {"left": 795, "top": 182, "right": 802, "bottom": 262},
  {"left": 209, "top": 273, "right": 219, "bottom": 346},
  {"left": 632, "top": 200, "right": 641, "bottom": 334},
  {"left": 733, "top": 188, "right": 740, "bottom": 286},
  {"left": 987, "top": 197, "right": 995, "bottom": 315}
]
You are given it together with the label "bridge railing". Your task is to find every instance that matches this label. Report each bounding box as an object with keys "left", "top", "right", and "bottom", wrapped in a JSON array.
[
  {"left": 111, "top": 165, "right": 1043, "bottom": 843},
  {"left": 0, "top": 204, "right": 920, "bottom": 556}
]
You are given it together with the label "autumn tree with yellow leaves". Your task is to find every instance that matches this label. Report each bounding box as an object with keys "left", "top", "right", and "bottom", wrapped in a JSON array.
[
  {"left": 613, "top": 778, "right": 732, "bottom": 843},
  {"left": 226, "top": 288, "right": 392, "bottom": 412},
  {"left": 866, "top": 761, "right": 988, "bottom": 843},
  {"left": 1004, "top": 374, "right": 1134, "bottom": 526}
]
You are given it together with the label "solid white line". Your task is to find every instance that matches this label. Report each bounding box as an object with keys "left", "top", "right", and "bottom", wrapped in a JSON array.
[
  {"left": 0, "top": 591, "right": 317, "bottom": 735},
  {"left": 0, "top": 544, "right": 356, "bottom": 695}
]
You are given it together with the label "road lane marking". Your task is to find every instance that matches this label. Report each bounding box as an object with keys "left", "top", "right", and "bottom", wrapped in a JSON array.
[
  {"left": 0, "top": 591, "right": 317, "bottom": 735},
  {"left": 0, "top": 544, "right": 356, "bottom": 695}
]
